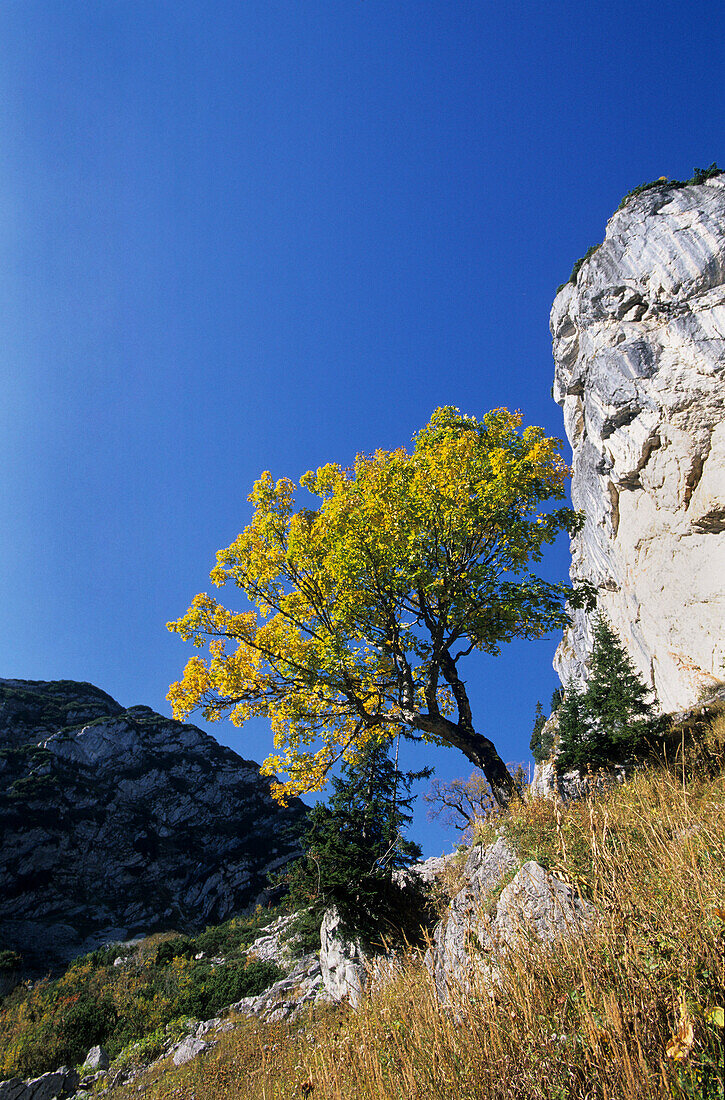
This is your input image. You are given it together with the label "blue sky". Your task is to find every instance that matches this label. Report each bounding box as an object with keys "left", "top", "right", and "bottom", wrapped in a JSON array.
[{"left": 1, "top": 1, "right": 722, "bottom": 855}]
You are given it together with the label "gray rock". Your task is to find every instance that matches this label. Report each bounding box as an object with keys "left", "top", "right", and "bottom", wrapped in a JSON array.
[
  {"left": 551, "top": 176, "right": 725, "bottom": 710},
  {"left": 407, "top": 852, "right": 458, "bottom": 884},
  {"left": 494, "top": 862, "right": 594, "bottom": 946},
  {"left": 0, "top": 1081, "right": 24, "bottom": 1100},
  {"left": 0, "top": 1068, "right": 78, "bottom": 1100},
  {"left": 244, "top": 913, "right": 296, "bottom": 967},
  {"left": 426, "top": 840, "right": 594, "bottom": 1001},
  {"left": 318, "top": 908, "right": 367, "bottom": 1007},
  {"left": 172, "top": 1036, "right": 209, "bottom": 1066},
  {"left": 425, "top": 837, "right": 518, "bottom": 1000},
  {"left": 81, "top": 1046, "right": 108, "bottom": 1072},
  {"left": 232, "top": 952, "right": 326, "bottom": 1022},
  {"left": 0, "top": 679, "right": 306, "bottom": 971}
]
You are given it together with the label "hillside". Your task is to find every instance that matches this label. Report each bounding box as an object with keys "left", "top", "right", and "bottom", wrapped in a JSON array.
[
  {"left": 0, "top": 679, "right": 306, "bottom": 972},
  {"left": 1, "top": 738, "right": 722, "bottom": 1099}
]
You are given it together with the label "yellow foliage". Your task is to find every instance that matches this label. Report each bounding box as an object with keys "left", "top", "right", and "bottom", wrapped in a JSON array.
[{"left": 168, "top": 407, "right": 581, "bottom": 802}]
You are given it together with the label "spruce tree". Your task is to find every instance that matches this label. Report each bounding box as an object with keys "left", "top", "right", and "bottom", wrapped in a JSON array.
[
  {"left": 530, "top": 701, "right": 550, "bottom": 763},
  {"left": 555, "top": 683, "right": 594, "bottom": 772},
  {"left": 556, "top": 617, "right": 663, "bottom": 773},
  {"left": 286, "top": 738, "right": 432, "bottom": 948}
]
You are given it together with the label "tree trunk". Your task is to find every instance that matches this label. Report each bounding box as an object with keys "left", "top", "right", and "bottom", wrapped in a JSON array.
[
  {"left": 445, "top": 725, "right": 518, "bottom": 807},
  {"left": 413, "top": 713, "right": 517, "bottom": 807}
]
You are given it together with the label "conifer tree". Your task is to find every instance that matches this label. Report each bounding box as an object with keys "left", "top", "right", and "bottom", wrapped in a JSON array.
[
  {"left": 287, "top": 737, "right": 432, "bottom": 947},
  {"left": 555, "top": 683, "right": 593, "bottom": 771},
  {"left": 530, "top": 701, "right": 552, "bottom": 763},
  {"left": 556, "top": 617, "right": 664, "bottom": 773}
]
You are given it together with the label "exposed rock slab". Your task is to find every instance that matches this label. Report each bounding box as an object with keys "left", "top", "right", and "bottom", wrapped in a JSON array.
[
  {"left": 0, "top": 1067, "right": 78, "bottom": 1100},
  {"left": 551, "top": 176, "right": 725, "bottom": 709},
  {"left": 0, "top": 679, "right": 306, "bottom": 971},
  {"left": 426, "top": 839, "right": 593, "bottom": 1000}
]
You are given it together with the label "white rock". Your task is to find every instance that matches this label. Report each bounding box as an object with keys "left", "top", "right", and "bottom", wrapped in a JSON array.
[
  {"left": 172, "top": 1036, "right": 208, "bottom": 1066},
  {"left": 494, "top": 862, "right": 594, "bottom": 946},
  {"left": 82, "top": 1045, "right": 109, "bottom": 1071},
  {"left": 319, "top": 908, "right": 367, "bottom": 1007},
  {"left": 425, "top": 837, "right": 518, "bottom": 1000},
  {"left": 551, "top": 177, "right": 725, "bottom": 710},
  {"left": 427, "top": 849, "right": 594, "bottom": 1002}
]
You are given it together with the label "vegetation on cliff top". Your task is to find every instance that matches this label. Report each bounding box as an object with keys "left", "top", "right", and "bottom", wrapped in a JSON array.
[{"left": 556, "top": 163, "right": 723, "bottom": 295}]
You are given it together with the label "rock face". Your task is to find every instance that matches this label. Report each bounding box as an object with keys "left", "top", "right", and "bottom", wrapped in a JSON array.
[
  {"left": 0, "top": 679, "right": 306, "bottom": 971},
  {"left": 426, "top": 838, "right": 594, "bottom": 1001},
  {"left": 551, "top": 175, "right": 725, "bottom": 710},
  {"left": 319, "top": 907, "right": 367, "bottom": 1007}
]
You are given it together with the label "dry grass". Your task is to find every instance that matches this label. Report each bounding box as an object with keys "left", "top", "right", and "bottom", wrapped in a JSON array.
[{"left": 103, "top": 762, "right": 724, "bottom": 1100}]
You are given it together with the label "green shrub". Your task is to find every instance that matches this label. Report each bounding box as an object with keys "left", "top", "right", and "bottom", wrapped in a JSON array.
[
  {"left": 155, "top": 936, "right": 194, "bottom": 967},
  {"left": 0, "top": 908, "right": 287, "bottom": 1080},
  {"left": 557, "top": 164, "right": 723, "bottom": 295},
  {"left": 55, "top": 994, "right": 117, "bottom": 1066},
  {"left": 174, "top": 958, "right": 283, "bottom": 1019},
  {"left": 0, "top": 951, "right": 22, "bottom": 973},
  {"left": 617, "top": 162, "right": 722, "bottom": 211}
]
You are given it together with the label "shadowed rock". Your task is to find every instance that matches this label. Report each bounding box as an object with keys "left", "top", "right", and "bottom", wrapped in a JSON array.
[{"left": 0, "top": 678, "right": 306, "bottom": 971}]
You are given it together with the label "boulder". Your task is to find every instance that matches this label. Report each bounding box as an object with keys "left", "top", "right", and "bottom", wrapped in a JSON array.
[
  {"left": 172, "top": 1036, "right": 208, "bottom": 1067},
  {"left": 232, "top": 953, "right": 326, "bottom": 1022},
  {"left": 81, "top": 1046, "right": 108, "bottom": 1072},
  {"left": 494, "top": 861, "right": 594, "bottom": 946}
]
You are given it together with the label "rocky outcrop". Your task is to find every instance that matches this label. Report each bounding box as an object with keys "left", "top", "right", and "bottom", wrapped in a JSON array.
[
  {"left": 0, "top": 679, "right": 306, "bottom": 971},
  {"left": 0, "top": 1068, "right": 78, "bottom": 1100},
  {"left": 319, "top": 908, "right": 367, "bottom": 1007},
  {"left": 425, "top": 837, "right": 516, "bottom": 999},
  {"left": 426, "top": 838, "right": 593, "bottom": 1000},
  {"left": 551, "top": 175, "right": 725, "bottom": 710}
]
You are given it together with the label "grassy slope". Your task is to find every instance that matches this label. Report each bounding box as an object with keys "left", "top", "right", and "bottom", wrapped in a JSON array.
[
  {"left": 105, "top": 743, "right": 724, "bottom": 1100},
  {"left": 2, "top": 717, "right": 723, "bottom": 1098}
]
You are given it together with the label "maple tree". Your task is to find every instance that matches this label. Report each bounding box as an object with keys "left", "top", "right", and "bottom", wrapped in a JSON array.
[{"left": 167, "top": 407, "right": 588, "bottom": 805}]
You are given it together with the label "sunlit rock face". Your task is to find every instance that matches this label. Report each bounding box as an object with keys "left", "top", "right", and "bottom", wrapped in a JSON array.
[
  {"left": 0, "top": 679, "right": 305, "bottom": 971},
  {"left": 551, "top": 176, "right": 725, "bottom": 710}
]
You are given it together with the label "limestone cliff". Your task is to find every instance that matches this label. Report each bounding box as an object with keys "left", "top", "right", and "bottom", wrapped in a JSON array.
[
  {"left": 551, "top": 175, "right": 725, "bottom": 710},
  {"left": 0, "top": 679, "right": 306, "bottom": 970}
]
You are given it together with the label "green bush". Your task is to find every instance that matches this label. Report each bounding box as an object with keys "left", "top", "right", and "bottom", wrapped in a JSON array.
[
  {"left": 0, "top": 951, "right": 22, "bottom": 973},
  {"left": 155, "top": 936, "right": 195, "bottom": 967},
  {"left": 174, "top": 958, "right": 283, "bottom": 1019},
  {"left": 55, "top": 994, "right": 117, "bottom": 1066},
  {"left": 617, "top": 162, "right": 722, "bottom": 211}
]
